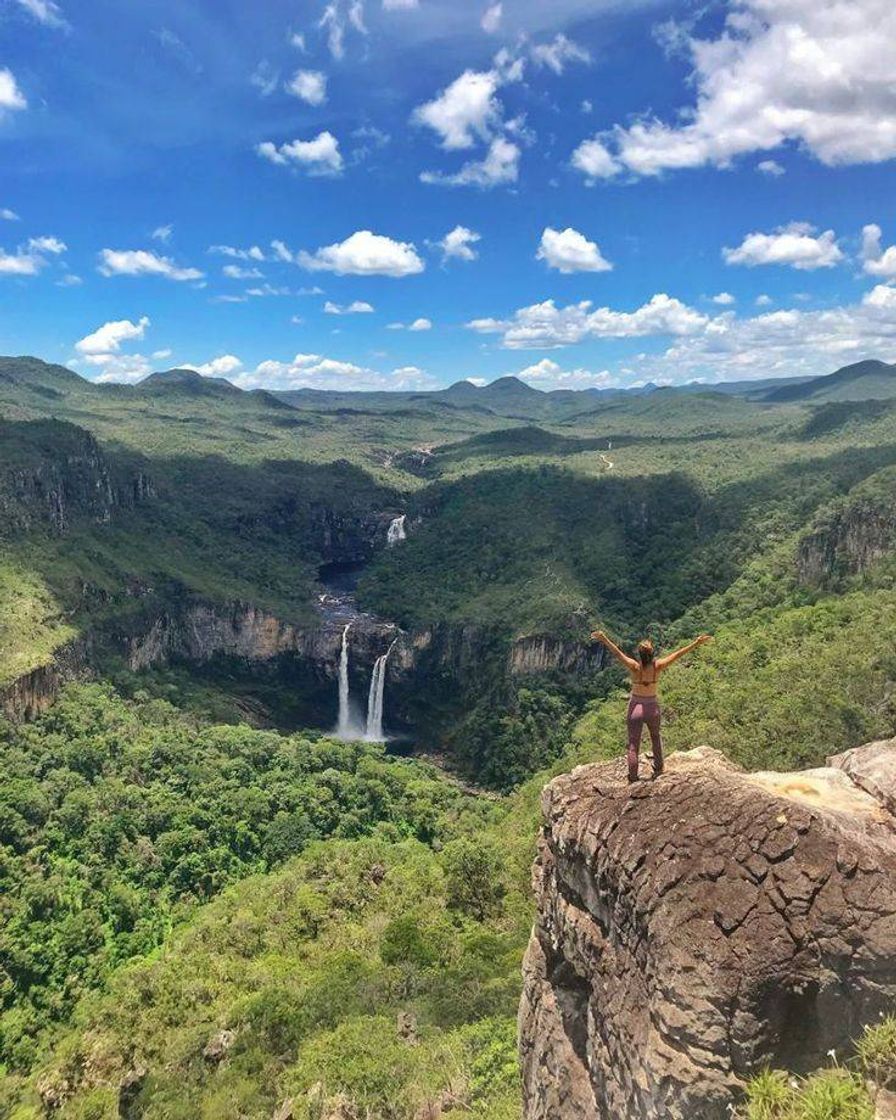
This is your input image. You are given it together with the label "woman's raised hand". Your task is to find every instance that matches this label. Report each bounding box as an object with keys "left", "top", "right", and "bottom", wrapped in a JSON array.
[
  {"left": 591, "top": 630, "right": 607, "bottom": 643},
  {"left": 696, "top": 634, "right": 713, "bottom": 645}
]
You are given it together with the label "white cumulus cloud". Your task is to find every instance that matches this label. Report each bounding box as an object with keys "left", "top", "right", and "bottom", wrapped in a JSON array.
[
  {"left": 75, "top": 316, "right": 150, "bottom": 355},
  {"left": 324, "top": 300, "right": 375, "bottom": 314},
  {"left": 514, "top": 358, "right": 616, "bottom": 390},
  {"left": 298, "top": 230, "right": 424, "bottom": 277},
  {"left": 536, "top": 227, "right": 612, "bottom": 274},
  {"left": 530, "top": 34, "right": 590, "bottom": 75},
  {"left": 571, "top": 137, "right": 620, "bottom": 182},
  {"left": 1, "top": 208, "right": 20, "bottom": 221},
  {"left": 413, "top": 69, "right": 501, "bottom": 151},
  {"left": 183, "top": 354, "right": 243, "bottom": 377},
  {"left": 12, "top": 0, "right": 67, "bottom": 28},
  {"left": 437, "top": 225, "right": 481, "bottom": 263},
  {"left": 467, "top": 294, "right": 709, "bottom": 349},
  {"left": 0, "top": 68, "right": 27, "bottom": 114},
  {"left": 481, "top": 3, "right": 502, "bottom": 33},
  {"left": 98, "top": 249, "right": 204, "bottom": 281},
  {"left": 723, "top": 223, "right": 844, "bottom": 270},
  {"left": 712, "top": 292, "right": 736, "bottom": 305},
  {"left": 257, "top": 131, "right": 343, "bottom": 175},
  {"left": 28, "top": 235, "right": 66, "bottom": 254},
  {"left": 571, "top": 0, "right": 896, "bottom": 180},
  {"left": 421, "top": 136, "right": 520, "bottom": 188},
  {"left": 862, "top": 225, "right": 896, "bottom": 279},
  {"left": 286, "top": 70, "right": 327, "bottom": 106}
]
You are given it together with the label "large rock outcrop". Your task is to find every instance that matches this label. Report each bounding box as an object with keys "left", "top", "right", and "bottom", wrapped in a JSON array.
[{"left": 520, "top": 744, "right": 896, "bottom": 1120}]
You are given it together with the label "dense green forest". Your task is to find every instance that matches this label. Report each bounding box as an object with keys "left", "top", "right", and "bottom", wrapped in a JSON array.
[{"left": 1, "top": 356, "right": 896, "bottom": 1117}]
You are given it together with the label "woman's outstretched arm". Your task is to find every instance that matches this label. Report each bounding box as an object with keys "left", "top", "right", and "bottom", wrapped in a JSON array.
[
  {"left": 656, "top": 634, "right": 712, "bottom": 670},
  {"left": 591, "top": 630, "right": 639, "bottom": 671}
]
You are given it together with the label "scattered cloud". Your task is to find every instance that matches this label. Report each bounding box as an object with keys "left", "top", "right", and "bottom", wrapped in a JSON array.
[
  {"left": 298, "top": 230, "right": 424, "bottom": 277},
  {"left": 0, "top": 235, "right": 66, "bottom": 276},
  {"left": 530, "top": 34, "right": 590, "bottom": 75},
  {"left": 234, "top": 351, "right": 436, "bottom": 392},
  {"left": 12, "top": 0, "right": 67, "bottom": 29},
  {"left": 0, "top": 208, "right": 20, "bottom": 221},
  {"left": 75, "top": 316, "right": 150, "bottom": 355},
  {"left": 570, "top": 0, "right": 896, "bottom": 180},
  {"left": 257, "top": 131, "right": 344, "bottom": 176},
  {"left": 437, "top": 225, "right": 481, "bottom": 263},
  {"left": 286, "top": 69, "right": 327, "bottom": 106},
  {"left": 514, "top": 357, "right": 616, "bottom": 390},
  {"left": 571, "top": 137, "right": 620, "bottom": 182},
  {"left": 640, "top": 288, "right": 896, "bottom": 382},
  {"left": 56, "top": 273, "right": 82, "bottom": 287},
  {"left": 536, "top": 227, "right": 612, "bottom": 274},
  {"left": 0, "top": 68, "right": 27, "bottom": 114},
  {"left": 223, "top": 264, "right": 264, "bottom": 280},
  {"left": 98, "top": 249, "right": 204, "bottom": 281},
  {"left": 413, "top": 70, "right": 502, "bottom": 151},
  {"left": 151, "top": 224, "right": 173, "bottom": 243},
  {"left": 27, "top": 235, "right": 66, "bottom": 254},
  {"left": 756, "top": 294, "right": 773, "bottom": 307},
  {"left": 408, "top": 317, "right": 432, "bottom": 331},
  {"left": 481, "top": 3, "right": 502, "bottom": 33},
  {"left": 421, "top": 136, "right": 520, "bottom": 188},
  {"left": 152, "top": 348, "right": 172, "bottom": 361},
  {"left": 711, "top": 292, "right": 736, "bottom": 306},
  {"left": 757, "top": 159, "right": 785, "bottom": 177},
  {"left": 861, "top": 224, "right": 896, "bottom": 279},
  {"left": 319, "top": 1, "right": 366, "bottom": 61},
  {"left": 183, "top": 354, "right": 243, "bottom": 377},
  {"left": 723, "top": 223, "right": 844, "bottom": 270},
  {"left": 210, "top": 244, "right": 266, "bottom": 262},
  {"left": 324, "top": 299, "right": 375, "bottom": 314},
  {"left": 0, "top": 250, "right": 41, "bottom": 276},
  {"left": 251, "top": 61, "right": 280, "bottom": 97},
  {"left": 467, "top": 294, "right": 709, "bottom": 349},
  {"left": 384, "top": 0, "right": 419, "bottom": 9}
]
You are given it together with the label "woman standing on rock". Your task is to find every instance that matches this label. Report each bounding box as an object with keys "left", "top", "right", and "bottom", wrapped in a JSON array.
[{"left": 590, "top": 630, "right": 712, "bottom": 783}]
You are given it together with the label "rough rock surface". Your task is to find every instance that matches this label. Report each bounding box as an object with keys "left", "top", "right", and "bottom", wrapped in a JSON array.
[
  {"left": 829, "top": 738, "right": 896, "bottom": 816},
  {"left": 519, "top": 745, "right": 896, "bottom": 1120}
]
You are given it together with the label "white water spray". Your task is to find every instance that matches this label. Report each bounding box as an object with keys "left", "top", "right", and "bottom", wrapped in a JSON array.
[
  {"left": 387, "top": 515, "right": 407, "bottom": 546},
  {"left": 365, "top": 639, "right": 397, "bottom": 741},
  {"left": 337, "top": 624, "right": 354, "bottom": 739}
]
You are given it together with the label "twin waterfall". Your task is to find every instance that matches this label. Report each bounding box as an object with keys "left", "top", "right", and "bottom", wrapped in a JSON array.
[{"left": 336, "top": 625, "right": 396, "bottom": 742}]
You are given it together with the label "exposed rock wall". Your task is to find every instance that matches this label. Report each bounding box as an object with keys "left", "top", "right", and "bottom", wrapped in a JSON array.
[
  {"left": 0, "top": 638, "right": 92, "bottom": 720},
  {"left": 797, "top": 476, "right": 896, "bottom": 586},
  {"left": 520, "top": 745, "right": 896, "bottom": 1120},
  {"left": 0, "top": 420, "right": 153, "bottom": 536},
  {"left": 509, "top": 635, "right": 606, "bottom": 677}
]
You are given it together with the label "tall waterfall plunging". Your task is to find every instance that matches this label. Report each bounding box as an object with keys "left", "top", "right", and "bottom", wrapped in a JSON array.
[
  {"left": 365, "top": 639, "right": 397, "bottom": 741},
  {"left": 387, "top": 515, "right": 407, "bottom": 546},
  {"left": 336, "top": 624, "right": 354, "bottom": 739}
]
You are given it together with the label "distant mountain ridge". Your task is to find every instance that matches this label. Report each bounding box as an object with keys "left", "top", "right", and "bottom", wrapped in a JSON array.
[{"left": 761, "top": 359, "right": 896, "bottom": 404}]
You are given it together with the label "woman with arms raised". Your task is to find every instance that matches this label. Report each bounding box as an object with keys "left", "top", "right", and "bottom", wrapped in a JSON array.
[{"left": 591, "top": 630, "right": 712, "bottom": 783}]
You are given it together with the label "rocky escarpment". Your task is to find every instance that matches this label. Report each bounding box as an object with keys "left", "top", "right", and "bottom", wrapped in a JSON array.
[
  {"left": 797, "top": 468, "right": 896, "bottom": 586},
  {"left": 0, "top": 418, "right": 153, "bottom": 536},
  {"left": 520, "top": 742, "right": 896, "bottom": 1120},
  {"left": 125, "top": 600, "right": 397, "bottom": 675}
]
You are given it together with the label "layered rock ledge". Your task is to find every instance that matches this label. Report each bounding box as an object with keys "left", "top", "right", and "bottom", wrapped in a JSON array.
[{"left": 519, "top": 742, "right": 896, "bottom": 1120}]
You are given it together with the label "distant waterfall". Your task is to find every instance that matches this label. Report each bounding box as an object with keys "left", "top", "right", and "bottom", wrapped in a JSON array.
[
  {"left": 337, "top": 624, "right": 354, "bottom": 739},
  {"left": 365, "top": 640, "right": 397, "bottom": 741},
  {"left": 387, "top": 515, "right": 407, "bottom": 546}
]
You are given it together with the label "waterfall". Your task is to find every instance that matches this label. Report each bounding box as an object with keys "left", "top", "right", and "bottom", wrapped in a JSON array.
[
  {"left": 365, "top": 640, "right": 397, "bottom": 741},
  {"left": 387, "top": 515, "right": 407, "bottom": 546},
  {"left": 337, "top": 624, "right": 354, "bottom": 740}
]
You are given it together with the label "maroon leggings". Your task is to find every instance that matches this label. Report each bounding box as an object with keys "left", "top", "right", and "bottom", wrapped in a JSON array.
[{"left": 627, "top": 696, "right": 663, "bottom": 781}]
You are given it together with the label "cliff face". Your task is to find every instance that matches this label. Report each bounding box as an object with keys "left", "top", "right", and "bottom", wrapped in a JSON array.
[
  {"left": 797, "top": 473, "right": 896, "bottom": 586},
  {"left": 0, "top": 419, "right": 153, "bottom": 536},
  {"left": 520, "top": 743, "right": 896, "bottom": 1120},
  {"left": 125, "top": 601, "right": 397, "bottom": 676}
]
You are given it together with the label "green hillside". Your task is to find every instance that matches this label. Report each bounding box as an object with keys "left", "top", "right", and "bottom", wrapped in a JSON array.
[{"left": 1, "top": 354, "right": 896, "bottom": 1118}]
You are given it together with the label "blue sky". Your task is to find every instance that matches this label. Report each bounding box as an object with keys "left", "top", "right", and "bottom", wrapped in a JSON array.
[{"left": 1, "top": 0, "right": 896, "bottom": 391}]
